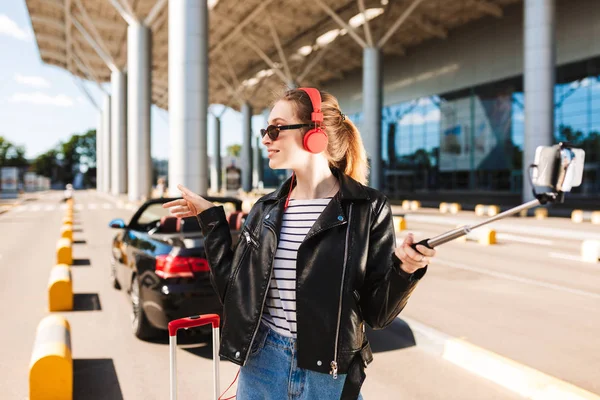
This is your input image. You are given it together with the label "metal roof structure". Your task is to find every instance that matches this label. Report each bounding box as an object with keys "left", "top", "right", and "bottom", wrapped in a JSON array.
[{"left": 25, "top": 0, "right": 521, "bottom": 111}]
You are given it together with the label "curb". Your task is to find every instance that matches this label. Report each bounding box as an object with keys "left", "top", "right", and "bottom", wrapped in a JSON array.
[
  {"left": 402, "top": 213, "right": 600, "bottom": 242},
  {"left": 402, "top": 316, "right": 600, "bottom": 400}
]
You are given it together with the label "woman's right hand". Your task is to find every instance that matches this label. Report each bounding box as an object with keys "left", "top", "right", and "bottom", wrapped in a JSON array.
[{"left": 162, "top": 184, "right": 216, "bottom": 217}]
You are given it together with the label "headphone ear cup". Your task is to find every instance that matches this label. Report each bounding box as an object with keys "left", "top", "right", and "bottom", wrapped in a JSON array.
[{"left": 303, "top": 128, "right": 328, "bottom": 154}]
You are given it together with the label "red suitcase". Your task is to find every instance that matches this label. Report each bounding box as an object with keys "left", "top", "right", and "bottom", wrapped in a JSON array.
[{"left": 168, "top": 314, "right": 221, "bottom": 400}]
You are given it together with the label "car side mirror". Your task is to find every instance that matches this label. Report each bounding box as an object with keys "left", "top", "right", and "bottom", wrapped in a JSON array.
[{"left": 109, "top": 218, "right": 127, "bottom": 229}]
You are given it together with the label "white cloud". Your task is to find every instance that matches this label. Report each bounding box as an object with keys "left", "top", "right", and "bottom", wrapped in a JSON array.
[
  {"left": 0, "top": 14, "right": 32, "bottom": 41},
  {"left": 14, "top": 74, "right": 51, "bottom": 88},
  {"left": 399, "top": 109, "right": 440, "bottom": 126},
  {"left": 8, "top": 92, "right": 74, "bottom": 107}
]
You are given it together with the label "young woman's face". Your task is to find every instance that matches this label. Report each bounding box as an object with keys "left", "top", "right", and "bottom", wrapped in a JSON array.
[{"left": 262, "top": 100, "right": 310, "bottom": 170}]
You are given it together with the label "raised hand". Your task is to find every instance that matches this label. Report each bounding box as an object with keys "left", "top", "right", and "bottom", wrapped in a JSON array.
[
  {"left": 162, "top": 184, "right": 216, "bottom": 218},
  {"left": 394, "top": 233, "right": 435, "bottom": 274}
]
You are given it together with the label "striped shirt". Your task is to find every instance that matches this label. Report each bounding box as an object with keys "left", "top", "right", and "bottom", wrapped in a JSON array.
[{"left": 261, "top": 198, "right": 332, "bottom": 338}]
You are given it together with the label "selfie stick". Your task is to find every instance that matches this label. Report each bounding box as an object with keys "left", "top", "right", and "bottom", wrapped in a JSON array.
[{"left": 412, "top": 143, "right": 581, "bottom": 250}]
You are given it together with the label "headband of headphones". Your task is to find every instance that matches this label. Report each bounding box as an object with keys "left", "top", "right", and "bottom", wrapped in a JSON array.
[{"left": 298, "top": 87, "right": 323, "bottom": 124}]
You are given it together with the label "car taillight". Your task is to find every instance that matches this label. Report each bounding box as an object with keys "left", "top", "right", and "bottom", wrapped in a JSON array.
[{"left": 155, "top": 255, "right": 210, "bottom": 279}]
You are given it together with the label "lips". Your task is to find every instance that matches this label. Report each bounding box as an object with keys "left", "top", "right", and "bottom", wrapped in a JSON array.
[{"left": 267, "top": 149, "right": 279, "bottom": 158}]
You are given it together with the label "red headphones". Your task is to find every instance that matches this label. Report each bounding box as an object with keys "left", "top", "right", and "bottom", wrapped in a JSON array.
[{"left": 298, "top": 87, "right": 328, "bottom": 154}]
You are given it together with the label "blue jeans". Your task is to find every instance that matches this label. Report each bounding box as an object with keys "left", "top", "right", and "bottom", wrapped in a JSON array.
[{"left": 236, "top": 322, "right": 364, "bottom": 400}]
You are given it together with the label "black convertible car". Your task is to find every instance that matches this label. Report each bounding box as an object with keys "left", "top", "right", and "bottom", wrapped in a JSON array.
[{"left": 109, "top": 196, "right": 247, "bottom": 340}]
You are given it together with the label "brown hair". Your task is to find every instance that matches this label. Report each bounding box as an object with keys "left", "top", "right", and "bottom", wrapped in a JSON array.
[{"left": 279, "top": 88, "right": 369, "bottom": 185}]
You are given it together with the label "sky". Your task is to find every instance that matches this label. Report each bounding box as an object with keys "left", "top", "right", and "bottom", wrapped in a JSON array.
[{"left": 0, "top": 0, "right": 267, "bottom": 161}]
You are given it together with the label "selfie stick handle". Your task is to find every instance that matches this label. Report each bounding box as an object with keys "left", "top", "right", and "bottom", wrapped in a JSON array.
[{"left": 416, "top": 198, "right": 544, "bottom": 250}]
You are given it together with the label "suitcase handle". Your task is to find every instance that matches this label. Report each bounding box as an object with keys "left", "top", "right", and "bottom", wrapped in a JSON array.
[
  {"left": 168, "top": 314, "right": 220, "bottom": 336},
  {"left": 169, "top": 314, "right": 221, "bottom": 400}
]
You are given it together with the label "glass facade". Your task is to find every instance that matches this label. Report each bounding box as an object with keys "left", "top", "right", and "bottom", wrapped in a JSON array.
[{"left": 351, "top": 59, "right": 600, "bottom": 200}]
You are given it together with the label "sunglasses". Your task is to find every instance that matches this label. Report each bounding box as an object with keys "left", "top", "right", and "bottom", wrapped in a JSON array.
[{"left": 260, "top": 124, "right": 311, "bottom": 141}]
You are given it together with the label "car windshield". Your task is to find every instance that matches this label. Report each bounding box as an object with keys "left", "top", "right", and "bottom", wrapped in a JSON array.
[{"left": 132, "top": 203, "right": 171, "bottom": 230}]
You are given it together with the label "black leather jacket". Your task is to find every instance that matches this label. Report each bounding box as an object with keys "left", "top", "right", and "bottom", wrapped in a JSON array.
[{"left": 197, "top": 168, "right": 426, "bottom": 398}]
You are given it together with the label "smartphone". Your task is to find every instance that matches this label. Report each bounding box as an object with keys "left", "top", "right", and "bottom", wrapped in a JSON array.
[{"left": 532, "top": 145, "right": 585, "bottom": 192}]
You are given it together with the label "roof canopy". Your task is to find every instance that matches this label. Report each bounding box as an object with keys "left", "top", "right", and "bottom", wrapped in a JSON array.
[{"left": 25, "top": 0, "right": 520, "bottom": 111}]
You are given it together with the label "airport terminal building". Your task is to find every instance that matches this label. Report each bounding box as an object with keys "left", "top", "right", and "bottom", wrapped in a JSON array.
[
  {"left": 327, "top": 0, "right": 599, "bottom": 209},
  {"left": 26, "top": 0, "right": 599, "bottom": 210}
]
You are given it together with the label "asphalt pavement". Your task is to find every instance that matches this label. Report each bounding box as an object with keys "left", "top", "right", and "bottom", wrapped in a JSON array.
[{"left": 4, "top": 190, "right": 595, "bottom": 399}]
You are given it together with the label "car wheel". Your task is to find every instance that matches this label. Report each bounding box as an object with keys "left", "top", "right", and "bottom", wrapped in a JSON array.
[
  {"left": 130, "top": 276, "right": 157, "bottom": 340},
  {"left": 110, "top": 258, "right": 121, "bottom": 290}
]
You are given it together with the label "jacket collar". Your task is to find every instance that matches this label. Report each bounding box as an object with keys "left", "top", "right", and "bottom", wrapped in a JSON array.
[{"left": 262, "top": 167, "right": 370, "bottom": 203}]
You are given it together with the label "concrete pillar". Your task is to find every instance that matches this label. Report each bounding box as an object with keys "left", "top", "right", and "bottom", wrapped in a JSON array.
[
  {"left": 363, "top": 47, "right": 383, "bottom": 190},
  {"left": 96, "top": 111, "right": 103, "bottom": 191},
  {"left": 523, "top": 0, "right": 555, "bottom": 202},
  {"left": 211, "top": 115, "right": 222, "bottom": 193},
  {"left": 127, "top": 22, "right": 152, "bottom": 202},
  {"left": 111, "top": 70, "right": 127, "bottom": 196},
  {"left": 241, "top": 102, "right": 253, "bottom": 192},
  {"left": 102, "top": 94, "right": 112, "bottom": 193},
  {"left": 168, "top": 0, "right": 209, "bottom": 196}
]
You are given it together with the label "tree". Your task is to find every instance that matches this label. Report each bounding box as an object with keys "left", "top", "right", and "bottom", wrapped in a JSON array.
[
  {"left": 0, "top": 136, "right": 14, "bottom": 166},
  {"left": 4, "top": 145, "right": 27, "bottom": 167},
  {"left": 226, "top": 144, "right": 241, "bottom": 157},
  {"left": 32, "top": 149, "right": 59, "bottom": 179},
  {"left": 31, "top": 129, "right": 97, "bottom": 187},
  {"left": 0, "top": 136, "right": 28, "bottom": 191}
]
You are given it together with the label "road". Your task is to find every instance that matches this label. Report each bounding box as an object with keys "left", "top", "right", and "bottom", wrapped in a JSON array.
[
  {"left": 3, "top": 190, "right": 596, "bottom": 399},
  {"left": 395, "top": 207, "right": 600, "bottom": 394}
]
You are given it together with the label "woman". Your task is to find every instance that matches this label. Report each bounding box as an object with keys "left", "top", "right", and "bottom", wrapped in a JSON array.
[{"left": 164, "top": 88, "right": 435, "bottom": 400}]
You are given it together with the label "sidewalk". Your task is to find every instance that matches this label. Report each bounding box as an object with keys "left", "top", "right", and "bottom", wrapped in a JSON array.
[{"left": 401, "top": 316, "right": 600, "bottom": 400}]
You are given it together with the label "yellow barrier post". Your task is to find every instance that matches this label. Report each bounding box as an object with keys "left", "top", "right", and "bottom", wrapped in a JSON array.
[
  {"left": 48, "top": 265, "right": 73, "bottom": 311},
  {"left": 487, "top": 205, "right": 500, "bottom": 216},
  {"left": 439, "top": 202, "right": 448, "bottom": 214},
  {"left": 56, "top": 238, "right": 73, "bottom": 265},
  {"left": 62, "top": 217, "right": 73, "bottom": 226},
  {"left": 572, "top": 210, "right": 600, "bottom": 224},
  {"left": 449, "top": 203, "right": 461, "bottom": 214},
  {"left": 29, "top": 315, "right": 72, "bottom": 400},
  {"left": 534, "top": 207, "right": 548, "bottom": 219},
  {"left": 60, "top": 225, "right": 73, "bottom": 241},
  {"left": 393, "top": 216, "right": 406, "bottom": 232},
  {"left": 478, "top": 228, "right": 497, "bottom": 245},
  {"left": 571, "top": 209, "right": 584, "bottom": 223},
  {"left": 475, "top": 204, "right": 485, "bottom": 216}
]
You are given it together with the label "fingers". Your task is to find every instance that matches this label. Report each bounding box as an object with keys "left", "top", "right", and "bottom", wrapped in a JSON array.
[
  {"left": 162, "top": 199, "right": 186, "bottom": 208},
  {"left": 404, "top": 241, "right": 424, "bottom": 262},
  {"left": 416, "top": 244, "right": 436, "bottom": 258},
  {"left": 395, "top": 232, "right": 436, "bottom": 274}
]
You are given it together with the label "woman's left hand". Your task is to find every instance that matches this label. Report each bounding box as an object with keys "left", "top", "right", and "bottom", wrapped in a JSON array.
[{"left": 394, "top": 233, "right": 436, "bottom": 274}]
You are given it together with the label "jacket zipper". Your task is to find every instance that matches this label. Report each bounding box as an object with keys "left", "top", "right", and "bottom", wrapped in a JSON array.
[
  {"left": 331, "top": 203, "right": 353, "bottom": 379},
  {"left": 243, "top": 230, "right": 258, "bottom": 247},
  {"left": 243, "top": 221, "right": 277, "bottom": 366}
]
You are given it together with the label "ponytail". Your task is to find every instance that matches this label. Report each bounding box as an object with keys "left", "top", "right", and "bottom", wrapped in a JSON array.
[{"left": 328, "top": 116, "right": 369, "bottom": 185}]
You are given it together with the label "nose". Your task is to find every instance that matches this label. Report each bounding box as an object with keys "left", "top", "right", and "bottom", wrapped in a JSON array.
[{"left": 261, "top": 132, "right": 271, "bottom": 146}]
